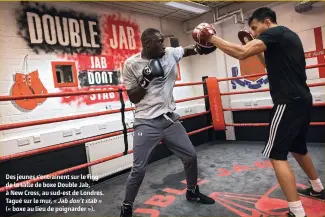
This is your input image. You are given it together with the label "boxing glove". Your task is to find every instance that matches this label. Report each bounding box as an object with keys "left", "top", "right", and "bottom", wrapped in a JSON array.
[
  {"left": 28, "top": 70, "right": 48, "bottom": 103},
  {"left": 139, "top": 59, "right": 164, "bottom": 89},
  {"left": 11, "top": 73, "right": 38, "bottom": 110},
  {"left": 238, "top": 29, "right": 254, "bottom": 45},
  {"left": 195, "top": 43, "right": 217, "bottom": 55}
]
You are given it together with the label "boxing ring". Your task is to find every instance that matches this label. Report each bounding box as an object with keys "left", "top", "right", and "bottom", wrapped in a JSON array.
[{"left": 1, "top": 63, "right": 325, "bottom": 217}]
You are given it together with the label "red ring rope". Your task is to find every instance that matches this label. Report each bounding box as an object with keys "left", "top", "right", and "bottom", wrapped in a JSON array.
[
  {"left": 0, "top": 110, "right": 211, "bottom": 162},
  {"left": 0, "top": 150, "right": 134, "bottom": 192},
  {"left": 223, "top": 102, "right": 325, "bottom": 111},
  {"left": 218, "top": 63, "right": 325, "bottom": 82},
  {"left": 0, "top": 129, "right": 133, "bottom": 162},
  {"left": 179, "top": 110, "right": 210, "bottom": 120},
  {"left": 226, "top": 122, "right": 325, "bottom": 127},
  {"left": 1, "top": 63, "right": 323, "bottom": 101},
  {"left": 188, "top": 125, "right": 213, "bottom": 135},
  {"left": 221, "top": 88, "right": 269, "bottom": 96},
  {"left": 219, "top": 73, "right": 267, "bottom": 82},
  {"left": 0, "top": 124, "right": 213, "bottom": 192},
  {"left": 174, "top": 81, "right": 205, "bottom": 87},
  {"left": 0, "top": 82, "right": 205, "bottom": 102},
  {"left": 176, "top": 95, "right": 208, "bottom": 103},
  {"left": 0, "top": 88, "right": 125, "bottom": 101},
  {"left": 0, "top": 107, "right": 135, "bottom": 131},
  {"left": 306, "top": 63, "right": 325, "bottom": 69},
  {"left": 221, "top": 82, "right": 325, "bottom": 96},
  {"left": 0, "top": 94, "right": 207, "bottom": 131}
]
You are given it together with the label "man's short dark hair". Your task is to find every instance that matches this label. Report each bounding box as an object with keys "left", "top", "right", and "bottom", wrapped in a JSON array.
[
  {"left": 248, "top": 7, "right": 277, "bottom": 26},
  {"left": 141, "top": 28, "right": 160, "bottom": 44}
]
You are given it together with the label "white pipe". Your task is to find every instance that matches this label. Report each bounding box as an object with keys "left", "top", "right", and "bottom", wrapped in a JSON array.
[
  {"left": 185, "top": 8, "right": 244, "bottom": 34},
  {"left": 240, "top": 9, "right": 244, "bottom": 24},
  {"left": 216, "top": 8, "right": 242, "bottom": 21},
  {"left": 213, "top": 14, "right": 237, "bottom": 26},
  {"left": 215, "top": 8, "right": 244, "bottom": 24}
]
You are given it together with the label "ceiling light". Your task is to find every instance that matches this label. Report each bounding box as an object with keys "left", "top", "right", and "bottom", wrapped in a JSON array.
[{"left": 164, "top": 1, "right": 210, "bottom": 14}]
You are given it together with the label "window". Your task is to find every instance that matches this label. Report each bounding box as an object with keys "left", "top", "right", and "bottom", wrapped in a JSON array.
[{"left": 51, "top": 62, "right": 78, "bottom": 88}]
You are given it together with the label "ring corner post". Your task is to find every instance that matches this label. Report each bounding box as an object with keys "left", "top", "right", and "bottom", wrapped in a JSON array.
[
  {"left": 202, "top": 76, "right": 214, "bottom": 142},
  {"left": 205, "top": 77, "right": 226, "bottom": 132}
]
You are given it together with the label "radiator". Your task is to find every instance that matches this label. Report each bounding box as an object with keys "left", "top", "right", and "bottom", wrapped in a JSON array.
[{"left": 85, "top": 132, "right": 134, "bottom": 181}]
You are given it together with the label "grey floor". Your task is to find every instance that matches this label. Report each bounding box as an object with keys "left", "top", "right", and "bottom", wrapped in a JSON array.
[{"left": 14, "top": 141, "right": 325, "bottom": 217}]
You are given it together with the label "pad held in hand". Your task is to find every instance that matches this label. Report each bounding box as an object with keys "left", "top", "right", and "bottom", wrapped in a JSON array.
[
  {"left": 238, "top": 29, "right": 254, "bottom": 45},
  {"left": 192, "top": 23, "right": 217, "bottom": 48}
]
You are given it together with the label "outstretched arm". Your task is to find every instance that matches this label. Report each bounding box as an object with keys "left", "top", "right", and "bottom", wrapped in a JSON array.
[
  {"left": 183, "top": 45, "right": 198, "bottom": 57},
  {"left": 183, "top": 44, "right": 217, "bottom": 57},
  {"left": 208, "top": 36, "right": 266, "bottom": 60}
]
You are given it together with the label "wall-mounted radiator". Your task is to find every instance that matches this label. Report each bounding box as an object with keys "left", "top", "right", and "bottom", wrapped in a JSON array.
[{"left": 85, "top": 132, "right": 134, "bottom": 181}]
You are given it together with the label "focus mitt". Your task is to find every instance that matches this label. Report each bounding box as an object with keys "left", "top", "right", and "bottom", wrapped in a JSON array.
[
  {"left": 192, "top": 23, "right": 217, "bottom": 48},
  {"left": 238, "top": 29, "right": 254, "bottom": 45}
]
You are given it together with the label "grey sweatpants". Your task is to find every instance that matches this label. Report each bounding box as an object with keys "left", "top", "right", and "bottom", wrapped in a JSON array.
[{"left": 123, "top": 112, "right": 198, "bottom": 205}]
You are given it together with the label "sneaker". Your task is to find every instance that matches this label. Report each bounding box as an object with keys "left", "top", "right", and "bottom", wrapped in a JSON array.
[
  {"left": 297, "top": 186, "right": 325, "bottom": 201},
  {"left": 186, "top": 185, "right": 215, "bottom": 204},
  {"left": 120, "top": 204, "right": 132, "bottom": 217},
  {"left": 287, "top": 211, "right": 306, "bottom": 217}
]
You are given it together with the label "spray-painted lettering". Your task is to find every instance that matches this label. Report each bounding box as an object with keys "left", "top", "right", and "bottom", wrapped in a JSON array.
[
  {"left": 16, "top": 2, "right": 102, "bottom": 54},
  {"left": 109, "top": 25, "right": 136, "bottom": 50},
  {"left": 26, "top": 12, "right": 100, "bottom": 49}
]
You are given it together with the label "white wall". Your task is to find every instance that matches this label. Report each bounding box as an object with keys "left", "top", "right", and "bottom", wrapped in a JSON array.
[
  {"left": 0, "top": 2, "right": 200, "bottom": 156},
  {"left": 185, "top": 1, "right": 325, "bottom": 139}
]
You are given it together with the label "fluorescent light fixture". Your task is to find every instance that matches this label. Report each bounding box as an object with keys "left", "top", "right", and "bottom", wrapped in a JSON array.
[{"left": 164, "top": 1, "right": 210, "bottom": 14}]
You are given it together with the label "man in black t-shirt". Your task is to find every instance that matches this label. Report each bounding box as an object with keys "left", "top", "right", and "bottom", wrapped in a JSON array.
[{"left": 194, "top": 7, "right": 324, "bottom": 217}]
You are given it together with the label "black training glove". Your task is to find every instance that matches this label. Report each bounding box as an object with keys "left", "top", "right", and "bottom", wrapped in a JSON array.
[
  {"left": 195, "top": 43, "right": 217, "bottom": 55},
  {"left": 139, "top": 59, "right": 164, "bottom": 89}
]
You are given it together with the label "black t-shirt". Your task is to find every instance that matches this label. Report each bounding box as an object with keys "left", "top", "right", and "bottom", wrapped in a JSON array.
[{"left": 257, "top": 26, "right": 311, "bottom": 104}]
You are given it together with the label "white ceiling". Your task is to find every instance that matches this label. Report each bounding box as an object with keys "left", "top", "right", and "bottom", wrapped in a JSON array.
[{"left": 86, "top": 1, "right": 240, "bottom": 22}]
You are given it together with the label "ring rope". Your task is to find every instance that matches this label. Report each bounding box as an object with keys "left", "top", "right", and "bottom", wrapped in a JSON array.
[
  {"left": 187, "top": 125, "right": 213, "bottom": 135},
  {"left": 175, "top": 95, "right": 208, "bottom": 103},
  {"left": 218, "top": 63, "right": 325, "bottom": 82},
  {"left": 1, "top": 63, "right": 323, "bottom": 101},
  {"left": 219, "top": 73, "right": 267, "bottom": 82},
  {"left": 0, "top": 95, "right": 208, "bottom": 131},
  {"left": 221, "top": 82, "right": 325, "bottom": 96},
  {"left": 306, "top": 63, "right": 325, "bottom": 69},
  {"left": 223, "top": 102, "right": 325, "bottom": 111},
  {"left": 0, "top": 107, "right": 135, "bottom": 131},
  {"left": 179, "top": 110, "right": 210, "bottom": 120},
  {"left": 0, "top": 129, "right": 133, "bottom": 162},
  {"left": 0, "top": 150, "right": 134, "bottom": 193},
  {"left": 0, "top": 111, "right": 211, "bottom": 162},
  {"left": 0, "top": 88, "right": 125, "bottom": 101},
  {"left": 0, "top": 124, "right": 214, "bottom": 193},
  {"left": 0, "top": 82, "right": 206, "bottom": 102},
  {"left": 174, "top": 81, "right": 205, "bottom": 87},
  {"left": 226, "top": 122, "right": 325, "bottom": 127}
]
